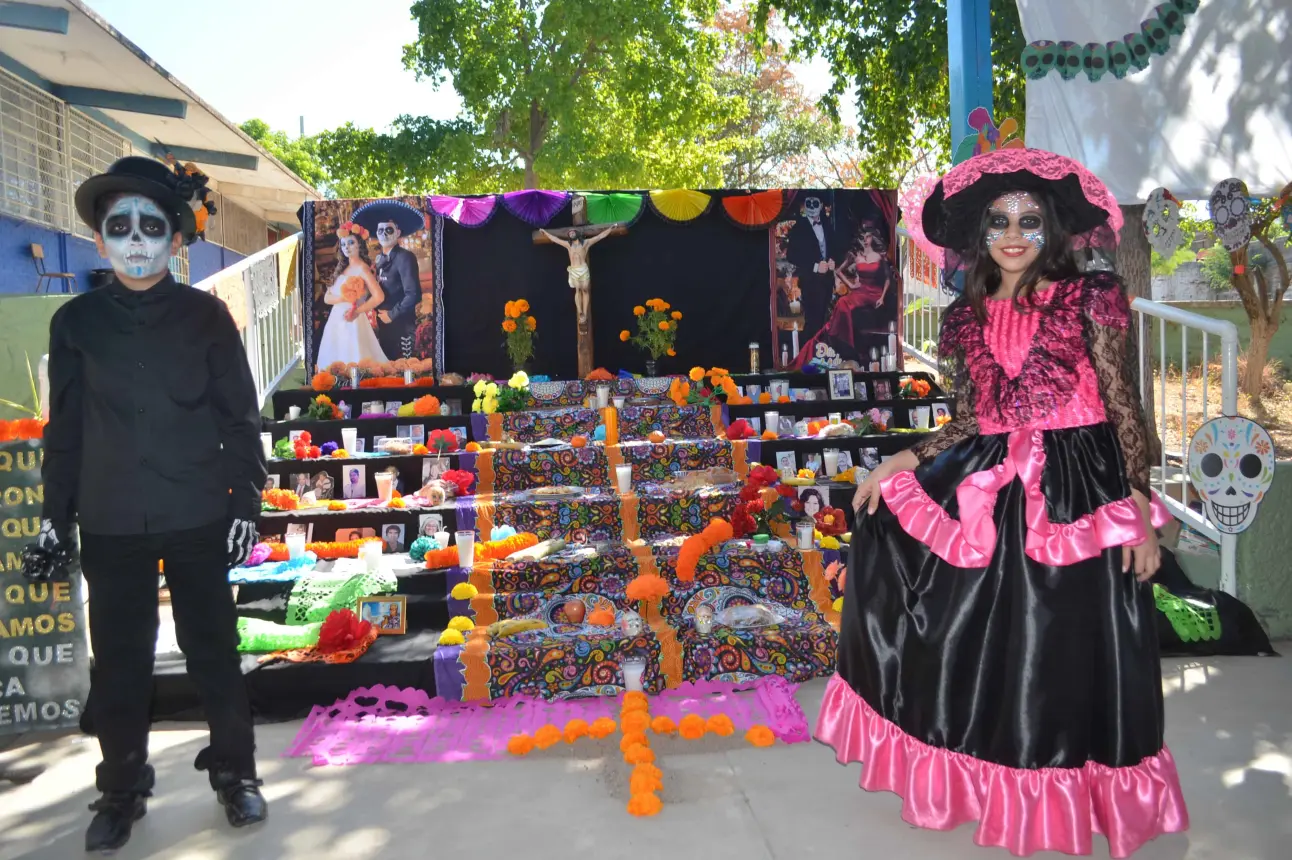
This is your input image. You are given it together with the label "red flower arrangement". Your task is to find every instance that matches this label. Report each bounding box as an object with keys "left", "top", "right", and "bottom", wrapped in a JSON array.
[
  {"left": 292, "top": 431, "right": 322, "bottom": 460},
  {"left": 0, "top": 419, "right": 44, "bottom": 442},
  {"left": 428, "top": 428, "right": 460, "bottom": 453},
  {"left": 725, "top": 418, "right": 755, "bottom": 441},
  {"left": 318, "top": 609, "right": 372, "bottom": 654},
  {"left": 730, "top": 465, "right": 797, "bottom": 538},
  {"left": 815, "top": 506, "right": 848, "bottom": 537},
  {"left": 441, "top": 469, "right": 474, "bottom": 496}
]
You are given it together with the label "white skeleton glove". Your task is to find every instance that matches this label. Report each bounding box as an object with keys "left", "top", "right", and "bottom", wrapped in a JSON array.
[{"left": 227, "top": 519, "right": 258, "bottom": 569}]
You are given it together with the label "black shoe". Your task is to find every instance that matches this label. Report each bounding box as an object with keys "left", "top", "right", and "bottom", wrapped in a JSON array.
[
  {"left": 84, "top": 793, "right": 146, "bottom": 854},
  {"left": 213, "top": 776, "right": 267, "bottom": 828}
]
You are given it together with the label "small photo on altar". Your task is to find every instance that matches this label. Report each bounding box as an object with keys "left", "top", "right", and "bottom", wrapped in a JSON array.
[
  {"left": 798, "top": 487, "right": 827, "bottom": 518},
  {"left": 358, "top": 595, "right": 406, "bottom": 635},
  {"left": 419, "top": 513, "right": 445, "bottom": 537},
  {"left": 385, "top": 401, "right": 402, "bottom": 415},
  {"left": 803, "top": 453, "right": 823, "bottom": 476},
  {"left": 874, "top": 379, "right": 892, "bottom": 401},
  {"left": 932, "top": 403, "right": 951, "bottom": 424},
  {"left": 263, "top": 474, "right": 280, "bottom": 491},
  {"left": 829, "top": 370, "right": 854, "bottom": 400},
  {"left": 285, "top": 522, "right": 314, "bottom": 542},
  {"left": 854, "top": 381, "right": 868, "bottom": 401},
  {"left": 811, "top": 388, "right": 829, "bottom": 401},
  {"left": 449, "top": 426, "right": 468, "bottom": 445},
  {"left": 288, "top": 429, "right": 307, "bottom": 443},
  {"left": 311, "top": 471, "right": 336, "bottom": 500},
  {"left": 836, "top": 450, "right": 854, "bottom": 471},
  {"left": 769, "top": 379, "right": 790, "bottom": 401},
  {"left": 748, "top": 417, "right": 762, "bottom": 433},
  {"left": 289, "top": 472, "right": 312, "bottom": 497},
  {"left": 447, "top": 400, "right": 463, "bottom": 415},
  {"left": 860, "top": 448, "right": 880, "bottom": 471},
  {"left": 423, "top": 457, "right": 449, "bottom": 483},
  {"left": 382, "top": 523, "right": 406, "bottom": 554},
  {"left": 410, "top": 424, "right": 426, "bottom": 445},
  {"left": 775, "top": 450, "right": 797, "bottom": 478},
  {"left": 362, "top": 401, "right": 385, "bottom": 415},
  {"left": 336, "top": 527, "right": 377, "bottom": 543},
  {"left": 397, "top": 425, "right": 412, "bottom": 439},
  {"left": 779, "top": 416, "right": 798, "bottom": 437},
  {"left": 342, "top": 465, "right": 366, "bottom": 500}
]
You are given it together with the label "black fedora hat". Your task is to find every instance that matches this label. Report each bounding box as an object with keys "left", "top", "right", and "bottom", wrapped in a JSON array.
[
  {"left": 350, "top": 199, "right": 426, "bottom": 235},
  {"left": 74, "top": 156, "right": 197, "bottom": 241}
]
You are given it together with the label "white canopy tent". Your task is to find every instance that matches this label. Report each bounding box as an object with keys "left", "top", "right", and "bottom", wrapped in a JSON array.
[{"left": 1018, "top": 0, "right": 1291, "bottom": 204}]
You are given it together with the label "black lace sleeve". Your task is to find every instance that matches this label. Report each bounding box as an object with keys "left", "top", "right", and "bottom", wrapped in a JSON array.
[
  {"left": 911, "top": 300, "right": 980, "bottom": 464},
  {"left": 1083, "top": 273, "right": 1151, "bottom": 496}
]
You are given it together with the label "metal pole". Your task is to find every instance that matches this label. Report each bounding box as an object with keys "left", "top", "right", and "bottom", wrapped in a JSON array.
[{"left": 947, "top": 0, "right": 994, "bottom": 163}]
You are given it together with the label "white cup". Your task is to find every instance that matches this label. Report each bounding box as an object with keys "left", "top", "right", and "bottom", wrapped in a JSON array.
[
  {"left": 615, "top": 464, "right": 633, "bottom": 495},
  {"left": 914, "top": 406, "right": 931, "bottom": 430},
  {"left": 455, "top": 530, "right": 476, "bottom": 568},
  {"left": 797, "top": 520, "right": 815, "bottom": 551},
  {"left": 288, "top": 405, "right": 301, "bottom": 420},
  {"left": 375, "top": 472, "right": 394, "bottom": 502},
  {"left": 824, "top": 449, "right": 839, "bottom": 477},
  {"left": 764, "top": 411, "right": 780, "bottom": 434},
  {"left": 434, "top": 530, "right": 450, "bottom": 550},
  {"left": 285, "top": 533, "right": 306, "bottom": 560},
  {"left": 596, "top": 385, "right": 610, "bottom": 409},
  {"left": 621, "top": 657, "right": 647, "bottom": 692},
  {"left": 260, "top": 433, "right": 273, "bottom": 460},
  {"left": 342, "top": 427, "right": 358, "bottom": 453},
  {"left": 612, "top": 396, "right": 626, "bottom": 409}
]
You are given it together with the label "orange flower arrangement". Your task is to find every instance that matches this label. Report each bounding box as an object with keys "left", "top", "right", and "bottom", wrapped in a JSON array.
[
  {"left": 412, "top": 444, "right": 429, "bottom": 455},
  {"left": 502, "top": 299, "right": 537, "bottom": 369},
  {"left": 669, "top": 378, "right": 691, "bottom": 407},
  {"left": 676, "top": 518, "right": 733, "bottom": 582},
  {"left": 412, "top": 395, "right": 441, "bottom": 417},
  {"left": 624, "top": 743, "right": 654, "bottom": 765},
  {"left": 502, "top": 319, "right": 517, "bottom": 333},
  {"left": 586, "top": 368, "right": 614, "bottom": 381},
  {"left": 311, "top": 371, "right": 337, "bottom": 391},
  {"left": 626, "top": 573, "right": 670, "bottom": 604},
  {"left": 621, "top": 710, "right": 650, "bottom": 734},
  {"left": 620, "top": 692, "right": 662, "bottom": 816},
  {"left": 563, "top": 719, "right": 590, "bottom": 743},
  {"left": 261, "top": 488, "right": 300, "bottom": 511},
  {"left": 705, "top": 714, "right": 735, "bottom": 737},
  {"left": 0, "top": 418, "right": 45, "bottom": 441},
  {"left": 620, "top": 731, "right": 649, "bottom": 752},
  {"left": 650, "top": 716, "right": 677, "bottom": 735},
  {"left": 621, "top": 691, "right": 649, "bottom": 711},
  {"left": 327, "top": 500, "right": 346, "bottom": 511},
  {"left": 626, "top": 298, "right": 679, "bottom": 363},
  {"left": 745, "top": 725, "right": 776, "bottom": 747},
  {"left": 588, "top": 718, "right": 617, "bottom": 738},
  {"left": 678, "top": 714, "right": 706, "bottom": 740},
  {"left": 265, "top": 537, "right": 381, "bottom": 562},
  {"left": 758, "top": 392, "right": 772, "bottom": 404},
  {"left": 422, "top": 532, "right": 539, "bottom": 569},
  {"left": 534, "top": 724, "right": 562, "bottom": 750},
  {"left": 760, "top": 429, "right": 778, "bottom": 441},
  {"left": 899, "top": 376, "right": 933, "bottom": 398},
  {"left": 627, "top": 792, "right": 663, "bottom": 817},
  {"left": 630, "top": 764, "right": 663, "bottom": 795},
  {"left": 777, "top": 395, "right": 791, "bottom": 404},
  {"left": 506, "top": 734, "right": 535, "bottom": 756},
  {"left": 464, "top": 441, "right": 482, "bottom": 453},
  {"left": 340, "top": 276, "right": 365, "bottom": 305},
  {"left": 587, "top": 608, "right": 616, "bottom": 627}
]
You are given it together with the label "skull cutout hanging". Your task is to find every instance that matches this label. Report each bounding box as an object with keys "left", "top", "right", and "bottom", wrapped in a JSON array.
[
  {"left": 1143, "top": 188, "right": 1185, "bottom": 256},
  {"left": 1209, "top": 178, "right": 1252, "bottom": 251},
  {"left": 1188, "top": 416, "right": 1275, "bottom": 534}
]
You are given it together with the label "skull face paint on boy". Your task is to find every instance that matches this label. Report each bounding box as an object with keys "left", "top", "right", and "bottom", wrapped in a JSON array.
[{"left": 99, "top": 195, "right": 174, "bottom": 280}]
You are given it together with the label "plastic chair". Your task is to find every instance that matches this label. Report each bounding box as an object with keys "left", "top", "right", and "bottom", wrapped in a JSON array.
[{"left": 31, "top": 244, "right": 77, "bottom": 293}]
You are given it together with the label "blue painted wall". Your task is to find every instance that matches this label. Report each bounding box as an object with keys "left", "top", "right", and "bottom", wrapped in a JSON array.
[{"left": 0, "top": 213, "right": 244, "bottom": 292}]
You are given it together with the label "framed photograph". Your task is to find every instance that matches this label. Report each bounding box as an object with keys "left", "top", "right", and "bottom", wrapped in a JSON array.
[
  {"left": 828, "top": 370, "right": 855, "bottom": 401},
  {"left": 373, "top": 436, "right": 388, "bottom": 451},
  {"left": 450, "top": 426, "right": 468, "bottom": 445},
  {"left": 447, "top": 399, "right": 463, "bottom": 416},
  {"left": 797, "top": 486, "right": 827, "bottom": 518},
  {"left": 749, "top": 417, "right": 762, "bottom": 433},
  {"left": 342, "top": 465, "right": 366, "bottom": 500},
  {"left": 335, "top": 526, "right": 376, "bottom": 542},
  {"left": 362, "top": 401, "right": 384, "bottom": 415},
  {"left": 311, "top": 471, "right": 336, "bottom": 500},
  {"left": 381, "top": 523, "right": 406, "bottom": 554},
  {"left": 874, "top": 379, "right": 892, "bottom": 401},
  {"left": 860, "top": 448, "right": 881, "bottom": 471},
  {"left": 385, "top": 400, "right": 402, "bottom": 415},
  {"left": 263, "top": 474, "right": 281, "bottom": 491},
  {"left": 837, "top": 450, "right": 854, "bottom": 471},
  {"left": 793, "top": 419, "right": 810, "bottom": 438},
  {"left": 423, "top": 456, "right": 449, "bottom": 483},
  {"left": 778, "top": 416, "right": 797, "bottom": 437},
  {"left": 285, "top": 522, "right": 314, "bottom": 542},
  {"left": 803, "top": 452, "right": 823, "bottom": 476},
  {"left": 845, "top": 411, "right": 864, "bottom": 423},
  {"left": 358, "top": 595, "right": 407, "bottom": 635},
  {"left": 288, "top": 429, "right": 307, "bottom": 443},
  {"left": 418, "top": 513, "right": 445, "bottom": 538},
  {"left": 932, "top": 403, "right": 951, "bottom": 424},
  {"left": 854, "top": 381, "right": 868, "bottom": 402},
  {"left": 769, "top": 379, "right": 790, "bottom": 401},
  {"left": 411, "top": 424, "right": 426, "bottom": 445},
  {"left": 338, "top": 401, "right": 352, "bottom": 419},
  {"left": 353, "top": 437, "right": 366, "bottom": 454},
  {"left": 397, "top": 425, "right": 412, "bottom": 439},
  {"left": 811, "top": 388, "right": 828, "bottom": 401},
  {"left": 775, "top": 450, "right": 797, "bottom": 478},
  {"left": 289, "top": 472, "right": 312, "bottom": 497},
  {"left": 791, "top": 387, "right": 810, "bottom": 402}
]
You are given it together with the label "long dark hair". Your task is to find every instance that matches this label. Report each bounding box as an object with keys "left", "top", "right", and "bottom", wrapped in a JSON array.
[
  {"left": 332, "top": 230, "right": 373, "bottom": 283},
  {"left": 958, "top": 186, "right": 1080, "bottom": 322}
]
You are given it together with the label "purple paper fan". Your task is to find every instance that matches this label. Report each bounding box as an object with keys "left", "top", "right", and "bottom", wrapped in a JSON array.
[
  {"left": 501, "top": 189, "right": 571, "bottom": 226},
  {"left": 428, "top": 195, "right": 498, "bottom": 227}
]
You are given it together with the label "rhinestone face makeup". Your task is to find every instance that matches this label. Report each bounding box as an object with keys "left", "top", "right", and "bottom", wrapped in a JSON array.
[{"left": 985, "top": 192, "right": 1046, "bottom": 252}]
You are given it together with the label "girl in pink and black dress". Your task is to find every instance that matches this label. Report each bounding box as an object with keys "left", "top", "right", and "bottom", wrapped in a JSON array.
[{"left": 817, "top": 149, "right": 1189, "bottom": 858}]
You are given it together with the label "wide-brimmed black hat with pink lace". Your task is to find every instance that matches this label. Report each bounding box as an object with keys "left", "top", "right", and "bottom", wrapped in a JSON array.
[{"left": 901, "top": 148, "right": 1124, "bottom": 289}]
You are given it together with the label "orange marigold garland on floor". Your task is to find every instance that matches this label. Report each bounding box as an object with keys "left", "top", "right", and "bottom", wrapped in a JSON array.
[
  {"left": 621, "top": 692, "right": 663, "bottom": 816},
  {"left": 745, "top": 725, "right": 776, "bottom": 747}
]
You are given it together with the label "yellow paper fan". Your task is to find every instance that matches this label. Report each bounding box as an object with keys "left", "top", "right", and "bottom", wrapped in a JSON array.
[{"left": 648, "top": 189, "right": 712, "bottom": 223}]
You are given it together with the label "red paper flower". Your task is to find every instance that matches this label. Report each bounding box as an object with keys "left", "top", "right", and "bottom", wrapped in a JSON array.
[
  {"left": 815, "top": 507, "right": 848, "bottom": 536},
  {"left": 775, "top": 484, "right": 796, "bottom": 499},
  {"left": 298, "top": 431, "right": 312, "bottom": 445},
  {"left": 442, "top": 469, "right": 475, "bottom": 496},
  {"left": 731, "top": 503, "right": 757, "bottom": 538},
  {"left": 317, "top": 609, "right": 372, "bottom": 654},
  {"left": 726, "top": 418, "right": 754, "bottom": 440},
  {"left": 748, "top": 464, "right": 778, "bottom": 488},
  {"left": 746, "top": 498, "right": 765, "bottom": 515},
  {"left": 428, "top": 428, "right": 460, "bottom": 453}
]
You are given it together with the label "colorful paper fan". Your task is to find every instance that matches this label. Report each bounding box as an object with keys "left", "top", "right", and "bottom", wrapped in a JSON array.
[
  {"left": 647, "top": 189, "right": 712, "bottom": 224},
  {"left": 897, "top": 174, "right": 945, "bottom": 267},
  {"left": 720, "top": 190, "right": 785, "bottom": 229},
  {"left": 501, "top": 190, "right": 570, "bottom": 227},
  {"left": 428, "top": 195, "right": 498, "bottom": 228},
  {"left": 585, "top": 192, "right": 645, "bottom": 225}
]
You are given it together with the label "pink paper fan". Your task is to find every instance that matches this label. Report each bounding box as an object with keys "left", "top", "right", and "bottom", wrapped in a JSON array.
[
  {"left": 898, "top": 175, "right": 945, "bottom": 267},
  {"left": 428, "top": 195, "right": 497, "bottom": 227}
]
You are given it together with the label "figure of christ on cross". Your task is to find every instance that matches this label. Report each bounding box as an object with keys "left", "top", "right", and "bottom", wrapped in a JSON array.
[{"left": 533, "top": 198, "right": 628, "bottom": 377}]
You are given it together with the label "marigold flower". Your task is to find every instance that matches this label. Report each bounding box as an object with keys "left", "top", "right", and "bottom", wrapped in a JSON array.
[
  {"left": 563, "top": 719, "right": 589, "bottom": 743},
  {"left": 516, "top": 299, "right": 530, "bottom": 313},
  {"left": 633, "top": 305, "right": 646, "bottom": 316},
  {"left": 626, "top": 573, "right": 670, "bottom": 602},
  {"left": 502, "top": 319, "right": 517, "bottom": 333},
  {"left": 507, "top": 734, "right": 535, "bottom": 756},
  {"left": 658, "top": 321, "right": 670, "bottom": 331},
  {"left": 525, "top": 316, "right": 537, "bottom": 331},
  {"left": 534, "top": 724, "right": 562, "bottom": 749},
  {"left": 621, "top": 711, "right": 651, "bottom": 734},
  {"left": 587, "top": 608, "right": 616, "bottom": 626},
  {"left": 311, "top": 371, "right": 337, "bottom": 391},
  {"left": 624, "top": 743, "right": 655, "bottom": 765},
  {"left": 678, "top": 714, "right": 706, "bottom": 740},
  {"left": 450, "top": 582, "right": 478, "bottom": 600},
  {"left": 630, "top": 767, "right": 663, "bottom": 795},
  {"left": 627, "top": 792, "right": 663, "bottom": 817},
  {"left": 465, "top": 441, "right": 481, "bottom": 453},
  {"left": 667, "top": 348, "right": 676, "bottom": 357},
  {"left": 622, "top": 691, "right": 649, "bottom": 710},
  {"left": 620, "top": 731, "right": 649, "bottom": 752},
  {"left": 438, "top": 629, "right": 465, "bottom": 646},
  {"left": 706, "top": 714, "right": 735, "bottom": 737},
  {"left": 650, "top": 716, "right": 677, "bottom": 735},
  {"left": 745, "top": 725, "right": 776, "bottom": 747},
  {"left": 504, "top": 301, "right": 518, "bottom": 318},
  {"left": 447, "top": 616, "right": 475, "bottom": 632},
  {"left": 620, "top": 330, "right": 631, "bottom": 342},
  {"left": 671, "top": 311, "right": 682, "bottom": 320},
  {"left": 758, "top": 392, "right": 772, "bottom": 404},
  {"left": 588, "top": 717, "right": 618, "bottom": 738},
  {"left": 688, "top": 367, "right": 705, "bottom": 382}
]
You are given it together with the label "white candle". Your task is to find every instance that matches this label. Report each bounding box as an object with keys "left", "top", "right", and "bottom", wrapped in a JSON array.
[
  {"left": 621, "top": 658, "right": 647, "bottom": 692},
  {"left": 612, "top": 396, "right": 626, "bottom": 409},
  {"left": 260, "top": 433, "right": 273, "bottom": 460},
  {"left": 915, "top": 406, "right": 931, "bottom": 430},
  {"left": 615, "top": 464, "right": 633, "bottom": 495},
  {"left": 824, "top": 449, "right": 839, "bottom": 476},
  {"left": 285, "top": 533, "right": 306, "bottom": 561},
  {"left": 764, "top": 411, "right": 780, "bottom": 435},
  {"left": 791, "top": 323, "right": 800, "bottom": 359},
  {"left": 341, "top": 427, "right": 358, "bottom": 453},
  {"left": 375, "top": 472, "right": 394, "bottom": 502},
  {"left": 797, "top": 520, "right": 815, "bottom": 550},
  {"left": 596, "top": 385, "right": 610, "bottom": 409},
  {"left": 360, "top": 541, "right": 381, "bottom": 573},
  {"left": 435, "top": 531, "right": 450, "bottom": 550},
  {"left": 455, "top": 530, "right": 476, "bottom": 568},
  {"left": 287, "top": 405, "right": 301, "bottom": 420}
]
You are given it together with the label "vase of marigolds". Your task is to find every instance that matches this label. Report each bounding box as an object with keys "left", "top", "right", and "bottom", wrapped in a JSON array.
[
  {"left": 620, "top": 298, "right": 680, "bottom": 376},
  {"left": 502, "top": 299, "right": 537, "bottom": 372}
]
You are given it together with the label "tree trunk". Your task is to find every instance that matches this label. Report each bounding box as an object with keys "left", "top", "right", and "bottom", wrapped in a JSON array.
[
  {"left": 522, "top": 156, "right": 537, "bottom": 190},
  {"left": 1245, "top": 311, "right": 1273, "bottom": 416},
  {"left": 1116, "top": 204, "right": 1163, "bottom": 465}
]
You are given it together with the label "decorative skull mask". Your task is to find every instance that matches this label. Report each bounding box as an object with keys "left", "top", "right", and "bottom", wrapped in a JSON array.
[
  {"left": 1082, "top": 42, "right": 1110, "bottom": 82},
  {"left": 1172, "top": 0, "right": 1200, "bottom": 13},
  {"left": 619, "top": 610, "right": 644, "bottom": 638},
  {"left": 1188, "top": 416, "right": 1275, "bottom": 534},
  {"left": 1209, "top": 178, "right": 1252, "bottom": 251},
  {"left": 99, "top": 195, "right": 174, "bottom": 280},
  {"left": 1143, "top": 188, "right": 1185, "bottom": 256},
  {"left": 1156, "top": 3, "right": 1186, "bottom": 36},
  {"left": 1107, "top": 40, "right": 1132, "bottom": 78},
  {"left": 1124, "top": 32, "right": 1151, "bottom": 71},
  {"left": 1140, "top": 15, "right": 1171, "bottom": 55},
  {"left": 1022, "top": 41, "right": 1058, "bottom": 80},
  {"left": 1057, "top": 41, "right": 1083, "bottom": 80}
]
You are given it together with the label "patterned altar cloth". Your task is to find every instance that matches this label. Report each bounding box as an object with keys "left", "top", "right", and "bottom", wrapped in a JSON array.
[
  {"left": 471, "top": 403, "right": 722, "bottom": 443},
  {"left": 479, "top": 438, "right": 739, "bottom": 493}
]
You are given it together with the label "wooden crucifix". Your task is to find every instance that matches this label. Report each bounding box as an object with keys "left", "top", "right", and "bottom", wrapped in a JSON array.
[{"left": 533, "top": 195, "right": 628, "bottom": 378}]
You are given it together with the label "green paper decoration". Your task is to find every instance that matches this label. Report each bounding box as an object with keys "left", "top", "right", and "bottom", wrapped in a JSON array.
[
  {"left": 1153, "top": 584, "right": 1222, "bottom": 643},
  {"left": 237, "top": 618, "right": 323, "bottom": 652},
  {"left": 585, "top": 192, "right": 644, "bottom": 225},
  {"left": 1021, "top": 0, "right": 1197, "bottom": 83}
]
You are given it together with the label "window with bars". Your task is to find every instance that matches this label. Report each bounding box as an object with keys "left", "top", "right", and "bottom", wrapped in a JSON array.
[{"left": 67, "top": 109, "right": 131, "bottom": 240}]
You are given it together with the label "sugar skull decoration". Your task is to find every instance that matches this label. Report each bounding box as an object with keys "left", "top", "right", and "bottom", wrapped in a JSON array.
[
  {"left": 1021, "top": 41, "right": 1058, "bottom": 80},
  {"left": 1026, "top": 1, "right": 1196, "bottom": 83},
  {"left": 1156, "top": 3, "right": 1187, "bottom": 36},
  {"left": 1140, "top": 15, "right": 1171, "bottom": 55},
  {"left": 1143, "top": 188, "right": 1186, "bottom": 256},
  {"left": 693, "top": 603, "right": 715, "bottom": 635},
  {"left": 1188, "top": 416, "right": 1275, "bottom": 534},
  {"left": 1209, "top": 178, "right": 1253, "bottom": 252},
  {"left": 1056, "top": 41, "right": 1084, "bottom": 80},
  {"left": 619, "top": 610, "right": 645, "bottom": 638},
  {"left": 1082, "top": 42, "right": 1111, "bottom": 82},
  {"left": 1124, "top": 32, "right": 1152, "bottom": 70},
  {"left": 1107, "top": 40, "right": 1133, "bottom": 79}
]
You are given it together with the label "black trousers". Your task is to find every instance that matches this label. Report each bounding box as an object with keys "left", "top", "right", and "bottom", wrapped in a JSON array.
[{"left": 81, "top": 521, "right": 255, "bottom": 793}]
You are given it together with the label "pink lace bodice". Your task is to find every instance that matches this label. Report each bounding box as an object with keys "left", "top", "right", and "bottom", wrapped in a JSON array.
[{"left": 979, "top": 293, "right": 1106, "bottom": 434}]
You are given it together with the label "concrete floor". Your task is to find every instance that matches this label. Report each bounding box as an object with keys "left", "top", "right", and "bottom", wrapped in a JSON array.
[{"left": 0, "top": 650, "right": 1289, "bottom": 860}]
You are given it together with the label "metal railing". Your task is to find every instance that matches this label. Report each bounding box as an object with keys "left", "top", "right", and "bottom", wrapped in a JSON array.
[
  {"left": 896, "top": 226, "right": 1241, "bottom": 595},
  {"left": 192, "top": 232, "right": 304, "bottom": 409}
]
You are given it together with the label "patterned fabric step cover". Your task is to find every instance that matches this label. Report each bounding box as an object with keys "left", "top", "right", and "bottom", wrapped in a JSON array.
[
  {"left": 483, "top": 439, "right": 735, "bottom": 493},
  {"left": 486, "top": 625, "right": 665, "bottom": 700},
  {"left": 490, "top": 404, "right": 719, "bottom": 443}
]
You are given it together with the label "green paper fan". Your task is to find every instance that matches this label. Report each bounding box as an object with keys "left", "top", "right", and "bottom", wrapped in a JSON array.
[{"left": 585, "top": 192, "right": 644, "bottom": 225}]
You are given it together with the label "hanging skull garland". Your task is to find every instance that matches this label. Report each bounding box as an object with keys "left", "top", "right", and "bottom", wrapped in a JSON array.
[
  {"left": 1107, "top": 40, "right": 1133, "bottom": 78},
  {"left": 1021, "top": 41, "right": 1058, "bottom": 80},
  {"left": 1082, "top": 42, "right": 1111, "bottom": 82},
  {"left": 1209, "top": 178, "right": 1253, "bottom": 251},
  {"left": 1056, "top": 41, "right": 1084, "bottom": 80},
  {"left": 1143, "top": 188, "right": 1186, "bottom": 257},
  {"left": 1188, "top": 416, "right": 1276, "bottom": 534}
]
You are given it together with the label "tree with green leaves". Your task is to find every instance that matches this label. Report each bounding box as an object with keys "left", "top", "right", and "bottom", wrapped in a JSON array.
[
  {"left": 756, "top": 0, "right": 1026, "bottom": 187},
  {"left": 311, "top": 116, "right": 484, "bottom": 198},
  {"left": 401, "top": 0, "right": 740, "bottom": 190},
  {"left": 239, "top": 119, "right": 328, "bottom": 189}
]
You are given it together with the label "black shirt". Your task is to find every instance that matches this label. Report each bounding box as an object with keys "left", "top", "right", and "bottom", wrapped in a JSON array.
[{"left": 42, "top": 273, "right": 266, "bottom": 536}]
